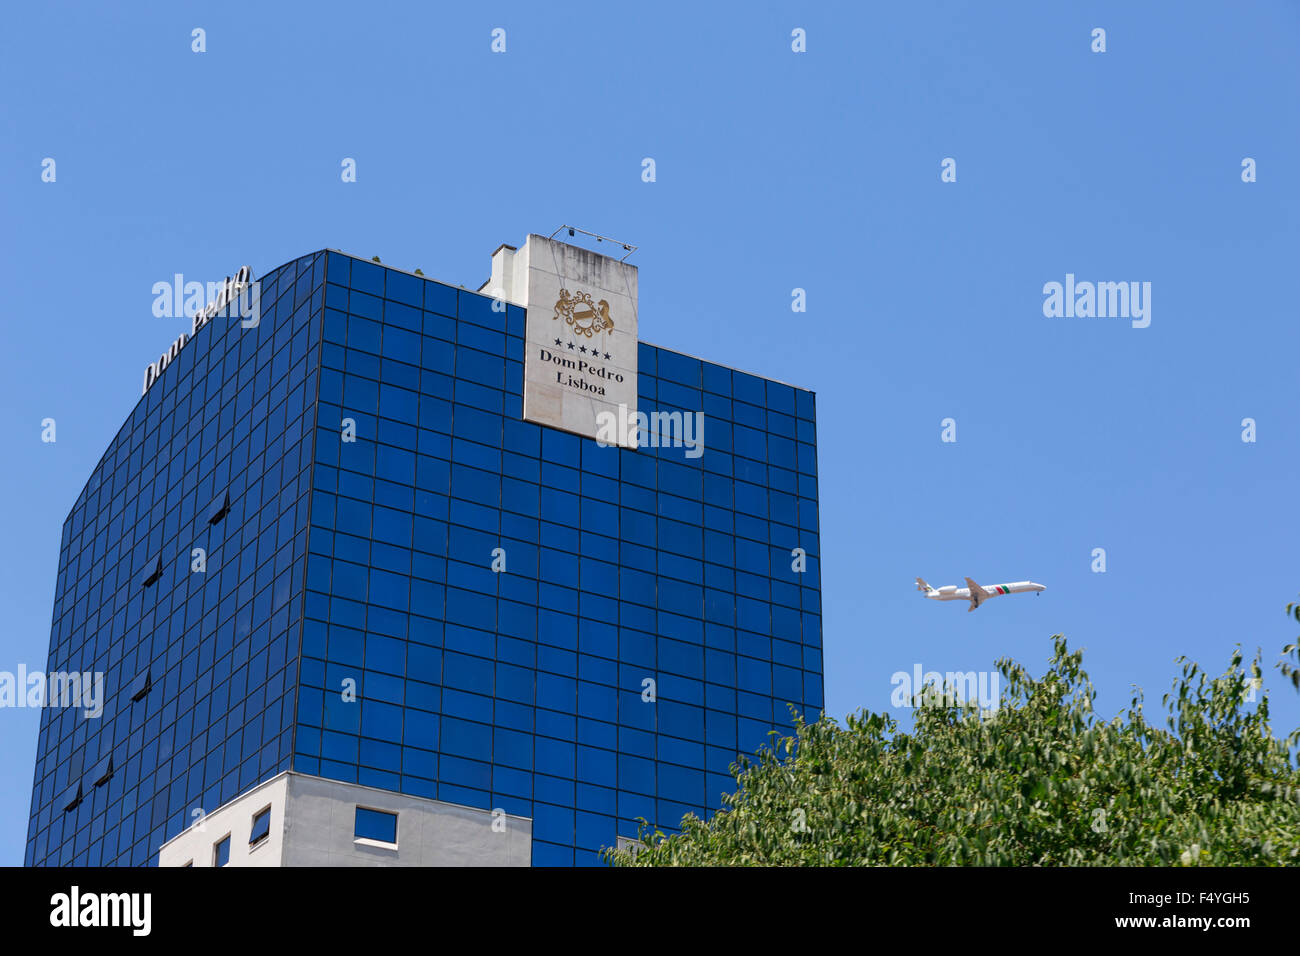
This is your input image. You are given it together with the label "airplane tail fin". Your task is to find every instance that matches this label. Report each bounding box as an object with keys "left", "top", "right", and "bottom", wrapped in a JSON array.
[{"left": 915, "top": 577, "right": 931, "bottom": 592}]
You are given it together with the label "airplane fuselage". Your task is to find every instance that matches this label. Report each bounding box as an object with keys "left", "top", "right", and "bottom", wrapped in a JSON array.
[
  {"left": 927, "top": 581, "right": 1043, "bottom": 602},
  {"left": 916, "top": 576, "right": 1046, "bottom": 611}
]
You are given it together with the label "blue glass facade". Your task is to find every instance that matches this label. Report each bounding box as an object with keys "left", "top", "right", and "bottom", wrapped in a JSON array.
[
  {"left": 26, "top": 248, "right": 822, "bottom": 867},
  {"left": 26, "top": 253, "right": 324, "bottom": 865}
]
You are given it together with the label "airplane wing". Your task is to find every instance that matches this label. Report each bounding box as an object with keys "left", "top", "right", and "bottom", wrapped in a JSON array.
[{"left": 964, "top": 576, "right": 984, "bottom": 610}]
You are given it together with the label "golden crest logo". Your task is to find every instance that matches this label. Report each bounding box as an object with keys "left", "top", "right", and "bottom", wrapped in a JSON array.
[{"left": 553, "top": 288, "right": 614, "bottom": 338}]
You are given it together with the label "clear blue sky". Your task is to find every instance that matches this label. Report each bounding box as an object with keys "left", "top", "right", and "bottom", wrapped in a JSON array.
[{"left": 3, "top": 1, "right": 1298, "bottom": 865}]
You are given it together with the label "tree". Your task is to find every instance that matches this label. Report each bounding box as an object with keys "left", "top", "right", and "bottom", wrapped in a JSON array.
[{"left": 605, "top": 633, "right": 1300, "bottom": 866}]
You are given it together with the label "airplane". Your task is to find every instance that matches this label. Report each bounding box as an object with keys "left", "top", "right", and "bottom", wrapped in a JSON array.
[{"left": 915, "top": 576, "right": 1046, "bottom": 612}]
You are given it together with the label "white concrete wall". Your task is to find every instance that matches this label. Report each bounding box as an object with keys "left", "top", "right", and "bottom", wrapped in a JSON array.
[
  {"left": 281, "top": 774, "right": 530, "bottom": 866},
  {"left": 158, "top": 774, "right": 288, "bottom": 867},
  {"left": 158, "top": 771, "right": 532, "bottom": 867}
]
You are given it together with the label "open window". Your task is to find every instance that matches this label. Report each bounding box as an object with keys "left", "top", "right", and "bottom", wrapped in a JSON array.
[
  {"left": 249, "top": 806, "right": 271, "bottom": 847},
  {"left": 142, "top": 556, "right": 163, "bottom": 588},
  {"left": 208, "top": 490, "right": 231, "bottom": 525},
  {"left": 90, "top": 754, "right": 114, "bottom": 787},
  {"left": 60, "top": 782, "right": 83, "bottom": 813},
  {"left": 128, "top": 669, "right": 151, "bottom": 702}
]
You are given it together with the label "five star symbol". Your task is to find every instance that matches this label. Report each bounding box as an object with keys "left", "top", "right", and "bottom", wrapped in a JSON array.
[{"left": 554, "top": 339, "right": 612, "bottom": 360}]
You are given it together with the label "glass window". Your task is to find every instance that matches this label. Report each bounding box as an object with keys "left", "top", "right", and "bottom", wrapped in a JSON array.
[
  {"left": 249, "top": 806, "right": 271, "bottom": 845},
  {"left": 354, "top": 806, "right": 398, "bottom": 844},
  {"left": 214, "top": 835, "right": 231, "bottom": 867}
]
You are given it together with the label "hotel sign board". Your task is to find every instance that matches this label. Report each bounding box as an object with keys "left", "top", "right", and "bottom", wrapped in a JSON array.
[{"left": 489, "top": 235, "right": 638, "bottom": 448}]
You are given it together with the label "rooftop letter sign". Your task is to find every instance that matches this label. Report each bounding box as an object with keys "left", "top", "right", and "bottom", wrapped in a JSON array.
[{"left": 141, "top": 265, "right": 257, "bottom": 395}]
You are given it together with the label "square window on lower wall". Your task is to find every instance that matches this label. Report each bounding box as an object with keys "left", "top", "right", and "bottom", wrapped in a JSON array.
[
  {"left": 249, "top": 806, "right": 271, "bottom": 846},
  {"left": 354, "top": 806, "right": 398, "bottom": 845},
  {"left": 213, "top": 835, "right": 231, "bottom": 867}
]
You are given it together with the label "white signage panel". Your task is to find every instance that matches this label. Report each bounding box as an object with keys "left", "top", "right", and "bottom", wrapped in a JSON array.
[{"left": 520, "top": 236, "right": 638, "bottom": 447}]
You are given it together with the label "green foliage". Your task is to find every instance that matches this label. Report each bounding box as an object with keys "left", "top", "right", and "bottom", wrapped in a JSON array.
[
  {"left": 605, "top": 634, "right": 1300, "bottom": 867},
  {"left": 1280, "top": 598, "right": 1300, "bottom": 693}
]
